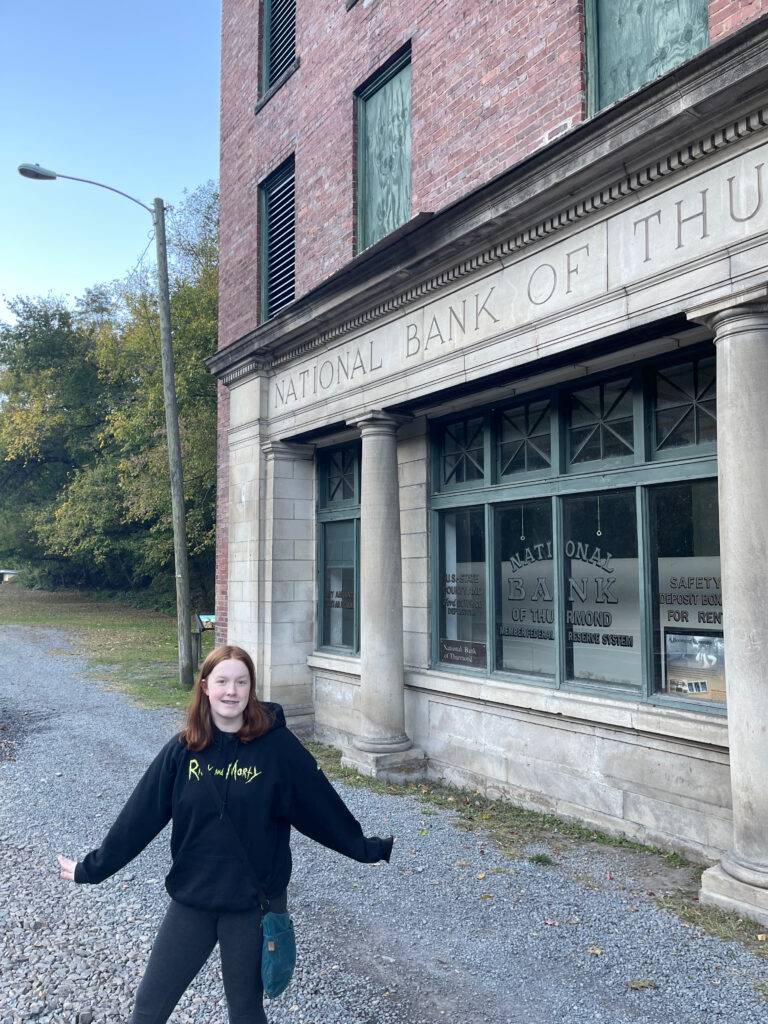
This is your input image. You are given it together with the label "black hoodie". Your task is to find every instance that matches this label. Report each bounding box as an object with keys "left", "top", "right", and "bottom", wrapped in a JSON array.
[{"left": 74, "top": 704, "right": 393, "bottom": 911}]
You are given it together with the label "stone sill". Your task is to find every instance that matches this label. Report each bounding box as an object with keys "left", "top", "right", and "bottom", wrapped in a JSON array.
[
  {"left": 404, "top": 668, "right": 729, "bottom": 752},
  {"left": 308, "top": 650, "right": 361, "bottom": 677},
  {"left": 307, "top": 653, "right": 728, "bottom": 751},
  {"left": 254, "top": 57, "right": 301, "bottom": 116}
]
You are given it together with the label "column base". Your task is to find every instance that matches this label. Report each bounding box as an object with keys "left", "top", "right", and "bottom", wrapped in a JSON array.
[
  {"left": 721, "top": 849, "right": 768, "bottom": 889},
  {"left": 699, "top": 864, "right": 768, "bottom": 928},
  {"left": 341, "top": 745, "right": 427, "bottom": 782},
  {"left": 353, "top": 732, "right": 413, "bottom": 754}
]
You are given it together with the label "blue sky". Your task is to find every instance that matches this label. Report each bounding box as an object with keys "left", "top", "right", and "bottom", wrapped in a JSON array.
[{"left": 1, "top": 1, "right": 221, "bottom": 322}]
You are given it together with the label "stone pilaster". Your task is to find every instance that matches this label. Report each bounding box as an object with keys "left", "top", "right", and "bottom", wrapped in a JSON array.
[
  {"left": 342, "top": 411, "right": 425, "bottom": 778},
  {"left": 261, "top": 440, "right": 316, "bottom": 735},
  {"left": 225, "top": 374, "right": 269, "bottom": 659},
  {"left": 689, "top": 288, "right": 768, "bottom": 927}
]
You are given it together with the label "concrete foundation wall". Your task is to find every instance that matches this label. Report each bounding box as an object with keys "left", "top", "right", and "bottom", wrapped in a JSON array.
[{"left": 311, "top": 657, "right": 731, "bottom": 862}]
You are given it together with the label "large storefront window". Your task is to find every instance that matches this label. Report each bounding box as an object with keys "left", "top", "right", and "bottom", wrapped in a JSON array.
[
  {"left": 321, "top": 520, "right": 358, "bottom": 649},
  {"left": 650, "top": 479, "right": 723, "bottom": 702},
  {"left": 430, "top": 345, "right": 723, "bottom": 710},
  {"left": 563, "top": 491, "right": 641, "bottom": 692},
  {"left": 496, "top": 500, "right": 555, "bottom": 677},
  {"left": 317, "top": 444, "right": 360, "bottom": 652},
  {"left": 438, "top": 507, "right": 487, "bottom": 668}
]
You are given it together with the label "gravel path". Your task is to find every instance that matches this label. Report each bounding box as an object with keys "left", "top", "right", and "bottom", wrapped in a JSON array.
[{"left": 1, "top": 625, "right": 767, "bottom": 1024}]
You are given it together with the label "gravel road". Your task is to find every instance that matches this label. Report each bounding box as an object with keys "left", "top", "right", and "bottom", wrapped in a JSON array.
[{"left": 1, "top": 625, "right": 767, "bottom": 1024}]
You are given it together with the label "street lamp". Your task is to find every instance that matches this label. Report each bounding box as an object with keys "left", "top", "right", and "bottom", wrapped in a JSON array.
[{"left": 18, "top": 162, "right": 195, "bottom": 690}]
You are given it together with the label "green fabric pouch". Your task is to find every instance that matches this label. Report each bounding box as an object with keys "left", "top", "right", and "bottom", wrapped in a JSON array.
[{"left": 261, "top": 909, "right": 296, "bottom": 999}]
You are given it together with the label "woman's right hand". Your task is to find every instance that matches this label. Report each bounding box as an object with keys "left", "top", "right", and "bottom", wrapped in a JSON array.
[{"left": 57, "top": 854, "right": 76, "bottom": 882}]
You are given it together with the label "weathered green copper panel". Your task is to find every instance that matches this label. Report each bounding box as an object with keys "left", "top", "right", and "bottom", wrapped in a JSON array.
[
  {"left": 596, "top": 0, "right": 709, "bottom": 110},
  {"left": 359, "top": 58, "right": 411, "bottom": 251}
]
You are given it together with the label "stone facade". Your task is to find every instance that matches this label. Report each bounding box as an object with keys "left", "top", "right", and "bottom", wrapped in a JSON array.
[{"left": 214, "top": 4, "right": 768, "bottom": 925}]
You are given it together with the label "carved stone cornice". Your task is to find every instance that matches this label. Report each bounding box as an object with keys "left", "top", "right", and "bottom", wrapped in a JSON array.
[
  {"left": 218, "top": 357, "right": 268, "bottom": 387},
  {"left": 267, "top": 107, "right": 768, "bottom": 370}
]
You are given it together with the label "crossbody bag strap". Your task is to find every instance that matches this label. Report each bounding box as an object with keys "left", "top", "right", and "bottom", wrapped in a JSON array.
[{"left": 198, "top": 759, "right": 271, "bottom": 913}]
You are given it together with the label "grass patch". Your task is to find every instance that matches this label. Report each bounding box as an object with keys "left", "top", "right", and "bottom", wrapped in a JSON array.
[
  {"left": 655, "top": 887, "right": 768, "bottom": 962},
  {"left": 1, "top": 586, "right": 213, "bottom": 708},
  {"left": 308, "top": 741, "right": 659, "bottom": 858},
  {"left": 528, "top": 852, "right": 556, "bottom": 866}
]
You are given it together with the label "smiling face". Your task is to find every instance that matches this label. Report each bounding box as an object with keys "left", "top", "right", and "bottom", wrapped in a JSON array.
[{"left": 202, "top": 657, "right": 252, "bottom": 732}]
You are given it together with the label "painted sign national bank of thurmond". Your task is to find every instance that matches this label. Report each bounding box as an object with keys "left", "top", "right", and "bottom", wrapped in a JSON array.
[{"left": 270, "top": 130, "right": 768, "bottom": 417}]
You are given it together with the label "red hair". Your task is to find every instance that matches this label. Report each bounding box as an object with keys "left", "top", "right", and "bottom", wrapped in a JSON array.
[{"left": 179, "top": 645, "right": 273, "bottom": 751}]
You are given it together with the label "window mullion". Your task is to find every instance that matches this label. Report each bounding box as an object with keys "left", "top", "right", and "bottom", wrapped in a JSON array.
[
  {"left": 552, "top": 391, "right": 566, "bottom": 476},
  {"left": 484, "top": 413, "right": 493, "bottom": 486},
  {"left": 633, "top": 368, "right": 647, "bottom": 464},
  {"left": 354, "top": 518, "right": 360, "bottom": 653},
  {"left": 552, "top": 494, "right": 566, "bottom": 689},
  {"left": 316, "top": 521, "right": 325, "bottom": 651},
  {"left": 636, "top": 485, "right": 655, "bottom": 699},
  {"left": 430, "top": 507, "right": 440, "bottom": 667},
  {"left": 485, "top": 502, "right": 494, "bottom": 676}
]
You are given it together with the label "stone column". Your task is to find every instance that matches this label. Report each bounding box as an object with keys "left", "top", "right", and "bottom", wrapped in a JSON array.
[
  {"left": 690, "top": 291, "right": 768, "bottom": 927},
  {"left": 342, "top": 411, "right": 425, "bottom": 778}
]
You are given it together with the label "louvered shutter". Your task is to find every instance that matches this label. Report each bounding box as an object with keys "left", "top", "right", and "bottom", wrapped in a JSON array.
[
  {"left": 265, "top": 0, "right": 296, "bottom": 89},
  {"left": 261, "top": 157, "right": 295, "bottom": 321}
]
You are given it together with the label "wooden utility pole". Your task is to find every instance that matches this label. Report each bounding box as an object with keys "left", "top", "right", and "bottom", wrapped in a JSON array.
[{"left": 154, "top": 197, "right": 194, "bottom": 689}]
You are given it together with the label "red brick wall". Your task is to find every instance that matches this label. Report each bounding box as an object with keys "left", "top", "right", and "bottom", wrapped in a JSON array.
[
  {"left": 219, "top": 0, "right": 587, "bottom": 349},
  {"left": 215, "top": 0, "right": 768, "bottom": 635},
  {"left": 710, "top": 1, "right": 767, "bottom": 41}
]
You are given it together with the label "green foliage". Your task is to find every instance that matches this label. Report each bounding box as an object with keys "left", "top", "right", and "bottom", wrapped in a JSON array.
[
  {"left": 0, "top": 182, "right": 219, "bottom": 606},
  {"left": 528, "top": 852, "right": 556, "bottom": 866}
]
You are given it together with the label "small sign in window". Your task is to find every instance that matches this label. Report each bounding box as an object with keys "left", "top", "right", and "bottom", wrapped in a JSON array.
[
  {"left": 440, "top": 639, "right": 487, "bottom": 669},
  {"left": 664, "top": 631, "right": 725, "bottom": 701}
]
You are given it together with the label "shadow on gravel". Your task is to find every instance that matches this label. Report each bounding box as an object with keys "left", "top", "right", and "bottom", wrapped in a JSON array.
[{"left": 0, "top": 705, "right": 53, "bottom": 760}]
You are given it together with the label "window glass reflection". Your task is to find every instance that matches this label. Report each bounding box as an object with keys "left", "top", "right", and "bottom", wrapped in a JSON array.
[
  {"left": 442, "top": 417, "right": 485, "bottom": 486},
  {"left": 563, "top": 490, "right": 642, "bottom": 690},
  {"left": 322, "top": 520, "right": 356, "bottom": 649},
  {"left": 568, "top": 378, "right": 633, "bottom": 464},
  {"left": 499, "top": 400, "right": 551, "bottom": 476},
  {"left": 654, "top": 357, "right": 716, "bottom": 451},
  {"left": 439, "top": 507, "right": 487, "bottom": 668},
  {"left": 650, "top": 480, "right": 723, "bottom": 702},
  {"left": 495, "top": 500, "right": 555, "bottom": 677}
]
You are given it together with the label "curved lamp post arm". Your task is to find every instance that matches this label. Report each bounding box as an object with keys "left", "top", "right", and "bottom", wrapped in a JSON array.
[
  {"left": 18, "top": 163, "right": 154, "bottom": 215},
  {"left": 17, "top": 163, "right": 194, "bottom": 690}
]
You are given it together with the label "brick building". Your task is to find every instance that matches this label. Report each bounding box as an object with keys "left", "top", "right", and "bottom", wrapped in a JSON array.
[{"left": 209, "top": 1, "right": 768, "bottom": 926}]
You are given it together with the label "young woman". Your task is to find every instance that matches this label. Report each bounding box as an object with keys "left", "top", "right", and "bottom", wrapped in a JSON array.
[{"left": 58, "top": 645, "right": 394, "bottom": 1024}]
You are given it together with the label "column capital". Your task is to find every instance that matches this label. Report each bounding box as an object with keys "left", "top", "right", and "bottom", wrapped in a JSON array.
[
  {"left": 261, "top": 439, "right": 315, "bottom": 462},
  {"left": 349, "top": 410, "right": 412, "bottom": 435},
  {"left": 687, "top": 283, "right": 768, "bottom": 331}
]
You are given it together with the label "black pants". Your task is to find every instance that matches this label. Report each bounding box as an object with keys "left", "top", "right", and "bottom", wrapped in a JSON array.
[{"left": 128, "top": 892, "right": 287, "bottom": 1024}]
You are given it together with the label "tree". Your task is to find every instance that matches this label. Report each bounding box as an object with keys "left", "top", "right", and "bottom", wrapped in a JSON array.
[
  {"left": 0, "top": 294, "right": 115, "bottom": 586},
  {"left": 0, "top": 182, "right": 219, "bottom": 606}
]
